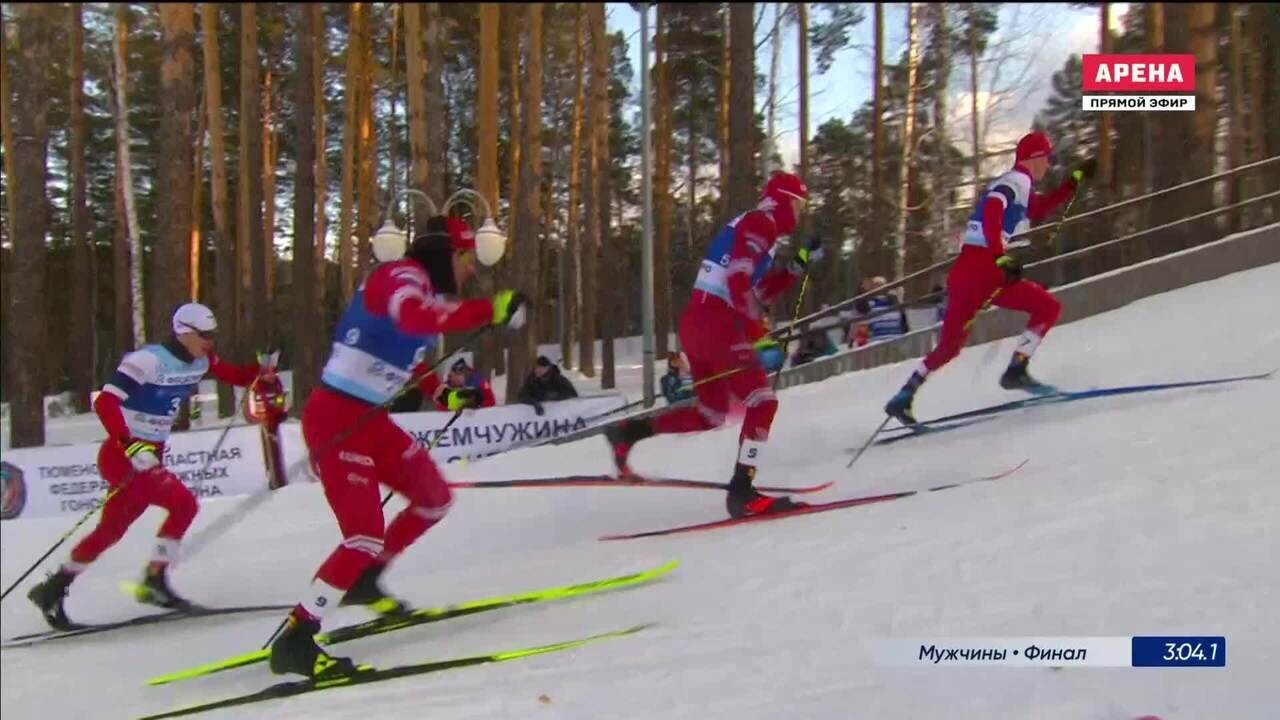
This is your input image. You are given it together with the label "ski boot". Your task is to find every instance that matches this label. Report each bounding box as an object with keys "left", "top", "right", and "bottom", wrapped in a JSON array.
[
  {"left": 131, "top": 565, "right": 194, "bottom": 611},
  {"left": 884, "top": 370, "right": 926, "bottom": 426},
  {"left": 999, "top": 352, "right": 1056, "bottom": 395},
  {"left": 27, "top": 569, "right": 77, "bottom": 631},
  {"left": 269, "top": 613, "right": 358, "bottom": 679},
  {"left": 340, "top": 562, "right": 409, "bottom": 616},
  {"left": 724, "top": 463, "right": 805, "bottom": 519},
  {"left": 604, "top": 419, "right": 655, "bottom": 478}
]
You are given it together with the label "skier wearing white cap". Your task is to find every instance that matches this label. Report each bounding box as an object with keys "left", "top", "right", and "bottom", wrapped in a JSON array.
[{"left": 27, "top": 303, "right": 276, "bottom": 629}]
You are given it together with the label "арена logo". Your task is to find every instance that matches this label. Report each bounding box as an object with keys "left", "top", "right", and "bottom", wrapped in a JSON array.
[{"left": 1081, "top": 54, "right": 1196, "bottom": 112}]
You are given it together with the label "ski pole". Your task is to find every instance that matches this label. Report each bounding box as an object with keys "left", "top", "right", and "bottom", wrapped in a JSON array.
[
  {"left": 0, "top": 392, "right": 247, "bottom": 603},
  {"left": 181, "top": 326, "right": 493, "bottom": 563},
  {"left": 381, "top": 407, "right": 464, "bottom": 509},
  {"left": 771, "top": 270, "right": 811, "bottom": 393}
]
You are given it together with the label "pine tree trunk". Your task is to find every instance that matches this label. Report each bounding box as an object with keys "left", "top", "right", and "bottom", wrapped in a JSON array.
[
  {"left": 68, "top": 2, "right": 94, "bottom": 412},
  {"left": 653, "top": 4, "right": 672, "bottom": 359},
  {"left": 356, "top": 5, "right": 375, "bottom": 282},
  {"left": 293, "top": 3, "right": 319, "bottom": 412},
  {"left": 154, "top": 4, "right": 195, "bottom": 343},
  {"left": 262, "top": 67, "right": 277, "bottom": 301},
  {"left": 593, "top": 5, "right": 615, "bottom": 390},
  {"left": 339, "top": 3, "right": 361, "bottom": 302},
  {"left": 968, "top": 7, "right": 981, "bottom": 192},
  {"left": 475, "top": 2, "right": 500, "bottom": 378},
  {"left": 580, "top": 2, "right": 606, "bottom": 381},
  {"left": 766, "top": 3, "right": 782, "bottom": 172},
  {"left": 872, "top": 2, "right": 884, "bottom": 277},
  {"left": 896, "top": 3, "right": 918, "bottom": 282},
  {"left": 1188, "top": 3, "right": 1219, "bottom": 244},
  {"left": 388, "top": 4, "right": 400, "bottom": 208},
  {"left": 8, "top": 3, "right": 55, "bottom": 447},
  {"left": 1, "top": 10, "right": 13, "bottom": 405},
  {"left": 1098, "top": 3, "right": 1114, "bottom": 199},
  {"left": 563, "top": 4, "right": 584, "bottom": 370},
  {"left": 239, "top": 3, "right": 267, "bottom": 352},
  {"left": 191, "top": 92, "right": 205, "bottom": 303},
  {"left": 798, "top": 1, "right": 810, "bottom": 226},
  {"left": 201, "top": 3, "right": 236, "bottom": 416},
  {"left": 112, "top": 120, "right": 133, "bottom": 363},
  {"left": 500, "top": 2, "right": 522, "bottom": 378},
  {"left": 314, "top": 6, "right": 328, "bottom": 303},
  {"left": 1228, "top": 4, "right": 1246, "bottom": 231},
  {"left": 719, "top": 7, "right": 730, "bottom": 223},
  {"left": 728, "top": 3, "right": 755, "bottom": 213},
  {"left": 424, "top": 3, "right": 446, "bottom": 203},
  {"left": 114, "top": 3, "right": 145, "bottom": 347},
  {"left": 404, "top": 3, "right": 430, "bottom": 216},
  {"left": 931, "top": 4, "right": 950, "bottom": 262},
  {"left": 505, "top": 2, "right": 543, "bottom": 403}
]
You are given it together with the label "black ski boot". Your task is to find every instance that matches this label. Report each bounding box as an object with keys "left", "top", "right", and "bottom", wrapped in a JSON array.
[
  {"left": 133, "top": 566, "right": 194, "bottom": 611},
  {"left": 724, "top": 463, "right": 805, "bottom": 519},
  {"left": 27, "top": 569, "right": 77, "bottom": 631},
  {"left": 604, "top": 419, "right": 655, "bottom": 478},
  {"left": 269, "top": 613, "right": 358, "bottom": 679},
  {"left": 340, "top": 562, "right": 408, "bottom": 616},
  {"left": 999, "top": 352, "right": 1055, "bottom": 394}
]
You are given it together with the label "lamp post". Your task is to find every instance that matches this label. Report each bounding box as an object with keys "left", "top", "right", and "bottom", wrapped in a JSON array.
[{"left": 372, "top": 187, "right": 508, "bottom": 267}]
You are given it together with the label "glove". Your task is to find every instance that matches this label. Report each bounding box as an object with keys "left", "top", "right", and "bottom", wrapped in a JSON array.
[
  {"left": 124, "top": 440, "right": 161, "bottom": 473},
  {"left": 443, "top": 387, "right": 482, "bottom": 411},
  {"left": 492, "top": 290, "right": 528, "bottom": 330},
  {"left": 790, "top": 235, "right": 825, "bottom": 273},
  {"left": 530, "top": 400, "right": 545, "bottom": 416},
  {"left": 256, "top": 349, "right": 281, "bottom": 379},
  {"left": 753, "top": 335, "right": 781, "bottom": 352},
  {"left": 1071, "top": 157, "right": 1097, "bottom": 184},
  {"left": 995, "top": 254, "right": 1023, "bottom": 282}
]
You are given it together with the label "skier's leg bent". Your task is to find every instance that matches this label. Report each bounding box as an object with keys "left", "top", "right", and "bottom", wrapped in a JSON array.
[
  {"left": 993, "top": 279, "right": 1062, "bottom": 389},
  {"left": 381, "top": 439, "right": 452, "bottom": 561}
]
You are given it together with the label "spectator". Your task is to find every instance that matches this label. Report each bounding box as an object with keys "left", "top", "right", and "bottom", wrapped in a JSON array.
[
  {"left": 430, "top": 357, "right": 497, "bottom": 411},
  {"left": 791, "top": 328, "right": 837, "bottom": 367},
  {"left": 517, "top": 355, "right": 579, "bottom": 415},
  {"left": 661, "top": 352, "right": 694, "bottom": 405},
  {"left": 847, "top": 275, "right": 908, "bottom": 347}
]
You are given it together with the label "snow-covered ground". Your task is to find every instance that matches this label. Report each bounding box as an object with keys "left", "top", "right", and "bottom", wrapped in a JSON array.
[{"left": 3, "top": 262, "right": 1278, "bottom": 720}]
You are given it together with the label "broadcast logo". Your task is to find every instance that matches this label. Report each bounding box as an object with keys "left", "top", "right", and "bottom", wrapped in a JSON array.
[{"left": 1081, "top": 54, "right": 1196, "bottom": 112}]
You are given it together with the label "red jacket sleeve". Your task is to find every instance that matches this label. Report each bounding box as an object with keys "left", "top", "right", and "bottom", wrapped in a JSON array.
[
  {"left": 207, "top": 353, "right": 262, "bottom": 387},
  {"left": 755, "top": 264, "right": 800, "bottom": 305},
  {"left": 417, "top": 368, "right": 443, "bottom": 399},
  {"left": 480, "top": 380, "right": 497, "bottom": 408},
  {"left": 1027, "top": 177, "right": 1078, "bottom": 222},
  {"left": 377, "top": 264, "right": 494, "bottom": 336},
  {"left": 982, "top": 195, "right": 1007, "bottom": 256},
  {"left": 725, "top": 211, "right": 778, "bottom": 322},
  {"left": 93, "top": 392, "right": 132, "bottom": 444}
]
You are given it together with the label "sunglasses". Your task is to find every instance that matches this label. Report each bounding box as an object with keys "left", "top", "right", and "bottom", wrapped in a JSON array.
[{"left": 180, "top": 323, "right": 216, "bottom": 341}]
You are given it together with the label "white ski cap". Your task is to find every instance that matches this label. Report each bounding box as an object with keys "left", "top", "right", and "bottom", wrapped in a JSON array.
[{"left": 173, "top": 302, "right": 218, "bottom": 335}]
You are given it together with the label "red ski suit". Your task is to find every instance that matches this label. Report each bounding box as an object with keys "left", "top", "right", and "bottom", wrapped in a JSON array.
[
  {"left": 302, "top": 259, "right": 494, "bottom": 597},
  {"left": 651, "top": 195, "right": 803, "bottom": 447},
  {"left": 70, "top": 352, "right": 264, "bottom": 568},
  {"left": 922, "top": 166, "right": 1077, "bottom": 373}
]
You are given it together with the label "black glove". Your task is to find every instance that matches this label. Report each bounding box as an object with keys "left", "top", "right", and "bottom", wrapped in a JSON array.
[
  {"left": 1071, "top": 157, "right": 1097, "bottom": 184},
  {"left": 995, "top": 254, "right": 1023, "bottom": 282},
  {"left": 531, "top": 400, "right": 545, "bottom": 417}
]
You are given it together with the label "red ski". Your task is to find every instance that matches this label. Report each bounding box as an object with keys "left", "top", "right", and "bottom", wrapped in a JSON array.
[
  {"left": 598, "top": 459, "right": 1030, "bottom": 541},
  {"left": 450, "top": 475, "right": 834, "bottom": 494}
]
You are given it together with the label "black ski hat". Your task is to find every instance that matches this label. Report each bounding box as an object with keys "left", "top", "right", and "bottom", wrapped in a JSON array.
[{"left": 407, "top": 215, "right": 458, "bottom": 295}]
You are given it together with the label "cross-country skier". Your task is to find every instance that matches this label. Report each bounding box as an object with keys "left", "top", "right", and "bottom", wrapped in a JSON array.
[
  {"left": 27, "top": 303, "right": 275, "bottom": 629},
  {"left": 884, "top": 131, "right": 1096, "bottom": 425},
  {"left": 604, "top": 171, "right": 822, "bottom": 519},
  {"left": 268, "top": 215, "right": 527, "bottom": 679}
]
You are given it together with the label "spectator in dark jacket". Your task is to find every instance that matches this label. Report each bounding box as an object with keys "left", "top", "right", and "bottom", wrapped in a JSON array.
[
  {"left": 517, "top": 356, "right": 579, "bottom": 415},
  {"left": 660, "top": 352, "right": 694, "bottom": 405}
]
